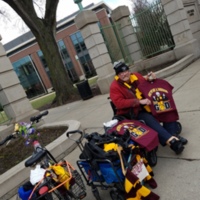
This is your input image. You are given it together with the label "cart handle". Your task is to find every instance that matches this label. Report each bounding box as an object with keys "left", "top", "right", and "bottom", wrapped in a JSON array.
[
  {"left": 66, "top": 130, "right": 83, "bottom": 137},
  {"left": 66, "top": 130, "right": 84, "bottom": 143}
]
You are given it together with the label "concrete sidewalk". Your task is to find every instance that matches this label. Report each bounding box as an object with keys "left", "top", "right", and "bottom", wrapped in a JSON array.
[
  {"left": 41, "top": 58, "right": 200, "bottom": 200},
  {"left": 9, "top": 58, "right": 200, "bottom": 200}
]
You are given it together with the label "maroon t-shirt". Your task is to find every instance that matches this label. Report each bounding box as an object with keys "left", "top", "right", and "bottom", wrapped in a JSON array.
[
  {"left": 107, "top": 120, "right": 159, "bottom": 151},
  {"left": 137, "top": 79, "right": 179, "bottom": 122}
]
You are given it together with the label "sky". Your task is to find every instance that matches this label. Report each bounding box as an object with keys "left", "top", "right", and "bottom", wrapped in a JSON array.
[{"left": 0, "top": 0, "right": 133, "bottom": 45}]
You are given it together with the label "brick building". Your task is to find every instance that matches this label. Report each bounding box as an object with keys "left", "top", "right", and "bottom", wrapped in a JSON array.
[{"left": 3, "top": 2, "right": 112, "bottom": 99}]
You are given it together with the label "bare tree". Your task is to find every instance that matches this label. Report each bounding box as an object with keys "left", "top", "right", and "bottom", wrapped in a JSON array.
[{"left": 2, "top": 0, "right": 78, "bottom": 106}]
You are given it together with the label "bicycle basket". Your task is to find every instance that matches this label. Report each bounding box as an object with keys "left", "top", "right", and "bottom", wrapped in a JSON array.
[
  {"left": 27, "top": 161, "right": 86, "bottom": 200},
  {"left": 57, "top": 161, "right": 86, "bottom": 199}
]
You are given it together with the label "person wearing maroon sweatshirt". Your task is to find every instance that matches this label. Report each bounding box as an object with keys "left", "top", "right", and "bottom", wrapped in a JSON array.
[{"left": 110, "top": 61, "right": 187, "bottom": 154}]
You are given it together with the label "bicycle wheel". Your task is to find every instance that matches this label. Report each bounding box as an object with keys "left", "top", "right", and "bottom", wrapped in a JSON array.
[
  {"left": 110, "top": 189, "right": 125, "bottom": 200},
  {"left": 42, "top": 193, "right": 54, "bottom": 200},
  {"left": 58, "top": 193, "right": 73, "bottom": 200},
  {"left": 47, "top": 180, "right": 67, "bottom": 200},
  {"left": 176, "top": 121, "right": 182, "bottom": 135},
  {"left": 68, "top": 182, "right": 87, "bottom": 200},
  {"left": 146, "top": 149, "right": 157, "bottom": 167},
  {"left": 92, "top": 186, "right": 101, "bottom": 200},
  {"left": 16, "top": 194, "right": 20, "bottom": 200},
  {"left": 52, "top": 190, "right": 66, "bottom": 199}
]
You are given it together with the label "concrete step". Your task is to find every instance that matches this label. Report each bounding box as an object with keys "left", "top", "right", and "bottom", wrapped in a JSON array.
[{"left": 155, "top": 54, "right": 195, "bottom": 78}]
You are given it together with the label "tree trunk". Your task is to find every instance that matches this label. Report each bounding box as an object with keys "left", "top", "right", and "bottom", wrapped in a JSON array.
[
  {"left": 3, "top": 0, "right": 78, "bottom": 106},
  {"left": 35, "top": 27, "right": 77, "bottom": 105}
]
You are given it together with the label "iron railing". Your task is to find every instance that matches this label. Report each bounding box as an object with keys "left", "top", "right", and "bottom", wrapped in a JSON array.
[
  {"left": 100, "top": 23, "right": 132, "bottom": 64},
  {"left": 130, "top": 0, "right": 175, "bottom": 58}
]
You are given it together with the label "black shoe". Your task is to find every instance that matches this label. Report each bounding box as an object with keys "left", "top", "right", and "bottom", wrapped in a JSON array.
[
  {"left": 170, "top": 139, "right": 184, "bottom": 154},
  {"left": 173, "top": 135, "right": 188, "bottom": 145}
]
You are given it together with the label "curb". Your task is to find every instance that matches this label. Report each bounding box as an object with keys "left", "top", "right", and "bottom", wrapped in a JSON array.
[
  {"left": 0, "top": 120, "right": 81, "bottom": 200},
  {"left": 155, "top": 54, "right": 194, "bottom": 78}
]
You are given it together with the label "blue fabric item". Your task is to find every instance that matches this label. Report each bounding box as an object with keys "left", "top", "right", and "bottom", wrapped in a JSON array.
[
  {"left": 99, "top": 162, "right": 124, "bottom": 184},
  {"left": 18, "top": 186, "right": 32, "bottom": 200},
  {"left": 81, "top": 161, "right": 104, "bottom": 182},
  {"left": 81, "top": 161, "right": 124, "bottom": 184}
]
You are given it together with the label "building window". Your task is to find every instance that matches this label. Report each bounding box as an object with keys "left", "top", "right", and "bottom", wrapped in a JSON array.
[
  {"left": 13, "top": 56, "right": 46, "bottom": 99},
  {"left": 57, "top": 40, "right": 79, "bottom": 82},
  {"left": 70, "top": 31, "right": 96, "bottom": 78},
  {"left": 37, "top": 50, "right": 51, "bottom": 78},
  {"left": 37, "top": 41, "right": 79, "bottom": 83}
]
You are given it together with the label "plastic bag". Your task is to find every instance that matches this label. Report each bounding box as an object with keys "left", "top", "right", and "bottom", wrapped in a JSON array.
[{"left": 30, "top": 164, "right": 45, "bottom": 185}]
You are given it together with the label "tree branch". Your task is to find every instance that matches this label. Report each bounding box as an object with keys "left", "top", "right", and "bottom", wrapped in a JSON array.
[
  {"left": 3, "top": 0, "right": 40, "bottom": 33},
  {"left": 45, "top": 0, "right": 59, "bottom": 27}
]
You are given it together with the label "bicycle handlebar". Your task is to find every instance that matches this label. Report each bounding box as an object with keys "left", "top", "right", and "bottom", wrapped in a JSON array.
[
  {"left": 30, "top": 110, "right": 49, "bottom": 123},
  {"left": 0, "top": 111, "right": 49, "bottom": 146},
  {"left": 0, "top": 134, "right": 16, "bottom": 146}
]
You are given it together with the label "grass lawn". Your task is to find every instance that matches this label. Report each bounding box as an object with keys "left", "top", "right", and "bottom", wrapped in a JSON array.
[
  {"left": 30, "top": 76, "right": 98, "bottom": 110},
  {"left": 0, "top": 93, "right": 56, "bottom": 124},
  {"left": 30, "top": 92, "right": 56, "bottom": 110},
  {"left": 0, "top": 111, "right": 9, "bottom": 124},
  {"left": 0, "top": 76, "right": 98, "bottom": 123}
]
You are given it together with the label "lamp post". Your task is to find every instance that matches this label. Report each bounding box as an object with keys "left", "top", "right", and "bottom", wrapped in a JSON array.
[
  {"left": 74, "top": 0, "right": 83, "bottom": 11},
  {"left": 75, "top": 55, "right": 85, "bottom": 80},
  {"left": 74, "top": 0, "right": 85, "bottom": 80}
]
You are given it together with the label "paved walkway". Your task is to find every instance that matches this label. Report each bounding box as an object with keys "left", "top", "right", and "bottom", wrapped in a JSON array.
[
  {"left": 11, "top": 58, "right": 200, "bottom": 199},
  {"left": 42, "top": 58, "right": 200, "bottom": 200}
]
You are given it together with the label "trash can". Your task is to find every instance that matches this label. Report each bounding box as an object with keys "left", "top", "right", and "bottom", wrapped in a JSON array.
[{"left": 76, "top": 80, "right": 93, "bottom": 100}]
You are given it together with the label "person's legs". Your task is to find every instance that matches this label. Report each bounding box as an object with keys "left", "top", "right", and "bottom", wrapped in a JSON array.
[
  {"left": 137, "top": 111, "right": 184, "bottom": 154},
  {"left": 163, "top": 122, "right": 188, "bottom": 145},
  {"left": 137, "top": 111, "right": 171, "bottom": 146},
  {"left": 163, "top": 121, "right": 177, "bottom": 134}
]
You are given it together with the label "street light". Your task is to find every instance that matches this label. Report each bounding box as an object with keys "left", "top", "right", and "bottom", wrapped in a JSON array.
[
  {"left": 74, "top": 0, "right": 83, "bottom": 11},
  {"left": 75, "top": 55, "right": 85, "bottom": 80}
]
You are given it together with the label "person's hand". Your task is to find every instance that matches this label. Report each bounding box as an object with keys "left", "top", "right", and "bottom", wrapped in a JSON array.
[
  {"left": 139, "top": 98, "right": 151, "bottom": 105},
  {"left": 146, "top": 71, "right": 156, "bottom": 81}
]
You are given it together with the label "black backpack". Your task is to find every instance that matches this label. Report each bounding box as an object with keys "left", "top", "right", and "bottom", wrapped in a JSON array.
[{"left": 79, "top": 132, "right": 121, "bottom": 161}]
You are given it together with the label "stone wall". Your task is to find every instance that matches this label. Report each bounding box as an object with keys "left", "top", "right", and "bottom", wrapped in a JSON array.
[{"left": 0, "top": 35, "right": 39, "bottom": 126}]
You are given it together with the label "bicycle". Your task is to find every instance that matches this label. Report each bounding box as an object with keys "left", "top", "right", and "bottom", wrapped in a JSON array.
[{"left": 0, "top": 111, "right": 86, "bottom": 200}]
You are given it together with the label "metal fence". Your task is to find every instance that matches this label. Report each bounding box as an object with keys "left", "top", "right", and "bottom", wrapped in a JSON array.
[
  {"left": 130, "top": 0, "right": 175, "bottom": 58},
  {"left": 100, "top": 23, "right": 132, "bottom": 64}
]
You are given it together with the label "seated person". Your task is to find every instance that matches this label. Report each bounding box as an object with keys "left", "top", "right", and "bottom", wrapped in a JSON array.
[{"left": 109, "top": 61, "right": 187, "bottom": 154}]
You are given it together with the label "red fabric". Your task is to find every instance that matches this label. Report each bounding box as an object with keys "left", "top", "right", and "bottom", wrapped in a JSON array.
[
  {"left": 107, "top": 120, "right": 159, "bottom": 151},
  {"left": 109, "top": 73, "right": 144, "bottom": 117},
  {"left": 125, "top": 169, "right": 160, "bottom": 200},
  {"left": 133, "top": 72, "right": 146, "bottom": 82},
  {"left": 137, "top": 79, "right": 179, "bottom": 122}
]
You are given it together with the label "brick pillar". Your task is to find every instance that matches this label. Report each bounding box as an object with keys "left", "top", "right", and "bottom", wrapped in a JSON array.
[
  {"left": 75, "top": 10, "right": 114, "bottom": 94},
  {"left": 111, "top": 6, "right": 143, "bottom": 63},
  {"left": 0, "top": 35, "right": 39, "bottom": 124},
  {"left": 161, "top": 0, "right": 200, "bottom": 59}
]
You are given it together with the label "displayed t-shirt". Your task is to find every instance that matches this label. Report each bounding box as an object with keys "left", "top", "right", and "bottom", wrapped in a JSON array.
[
  {"left": 107, "top": 119, "right": 159, "bottom": 151},
  {"left": 137, "top": 79, "right": 179, "bottom": 122}
]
